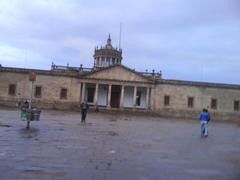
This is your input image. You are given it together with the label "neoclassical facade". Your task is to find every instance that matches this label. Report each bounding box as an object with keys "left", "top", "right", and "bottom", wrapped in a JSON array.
[{"left": 0, "top": 36, "right": 240, "bottom": 120}]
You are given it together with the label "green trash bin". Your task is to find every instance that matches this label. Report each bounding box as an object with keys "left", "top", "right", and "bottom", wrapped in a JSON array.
[{"left": 20, "top": 111, "right": 28, "bottom": 121}]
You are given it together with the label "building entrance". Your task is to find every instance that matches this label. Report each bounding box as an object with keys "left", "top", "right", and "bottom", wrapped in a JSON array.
[
  {"left": 111, "top": 85, "right": 121, "bottom": 108},
  {"left": 87, "top": 87, "right": 94, "bottom": 103}
]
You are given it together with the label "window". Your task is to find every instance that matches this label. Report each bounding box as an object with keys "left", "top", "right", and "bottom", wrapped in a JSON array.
[
  {"left": 35, "top": 86, "right": 42, "bottom": 98},
  {"left": 136, "top": 91, "right": 141, "bottom": 106},
  {"left": 96, "top": 58, "right": 100, "bottom": 65},
  {"left": 101, "top": 57, "right": 105, "bottom": 65},
  {"left": 234, "top": 101, "right": 239, "bottom": 111},
  {"left": 188, "top": 97, "right": 194, "bottom": 108},
  {"left": 60, "top": 88, "right": 67, "bottom": 99},
  {"left": 8, "top": 84, "right": 16, "bottom": 96},
  {"left": 211, "top": 98, "right": 217, "bottom": 109},
  {"left": 164, "top": 95, "right": 170, "bottom": 106}
]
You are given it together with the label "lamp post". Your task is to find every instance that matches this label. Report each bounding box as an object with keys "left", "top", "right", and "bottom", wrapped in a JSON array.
[{"left": 27, "top": 72, "right": 36, "bottom": 129}]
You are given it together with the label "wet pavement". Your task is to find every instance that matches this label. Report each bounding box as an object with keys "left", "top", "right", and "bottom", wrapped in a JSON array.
[{"left": 0, "top": 109, "right": 240, "bottom": 180}]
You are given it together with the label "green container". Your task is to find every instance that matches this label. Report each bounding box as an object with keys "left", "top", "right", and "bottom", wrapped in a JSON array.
[{"left": 21, "top": 111, "right": 28, "bottom": 121}]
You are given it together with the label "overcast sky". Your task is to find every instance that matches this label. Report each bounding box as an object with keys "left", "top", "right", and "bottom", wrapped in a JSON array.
[{"left": 0, "top": 0, "right": 240, "bottom": 84}]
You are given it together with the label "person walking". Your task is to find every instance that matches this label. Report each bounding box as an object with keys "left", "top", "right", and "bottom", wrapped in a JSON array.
[
  {"left": 199, "top": 108, "right": 211, "bottom": 137},
  {"left": 80, "top": 100, "right": 89, "bottom": 123}
]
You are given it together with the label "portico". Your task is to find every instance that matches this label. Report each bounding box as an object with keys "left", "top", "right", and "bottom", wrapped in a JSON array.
[{"left": 80, "top": 81, "right": 151, "bottom": 110}]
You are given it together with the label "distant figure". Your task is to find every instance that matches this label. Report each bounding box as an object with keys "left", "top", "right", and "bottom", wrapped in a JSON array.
[
  {"left": 80, "top": 101, "right": 89, "bottom": 123},
  {"left": 199, "top": 108, "right": 211, "bottom": 137},
  {"left": 17, "top": 101, "right": 22, "bottom": 108},
  {"left": 22, "top": 100, "right": 29, "bottom": 109}
]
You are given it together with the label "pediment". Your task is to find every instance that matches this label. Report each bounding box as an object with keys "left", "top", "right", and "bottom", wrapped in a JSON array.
[{"left": 83, "top": 65, "right": 151, "bottom": 82}]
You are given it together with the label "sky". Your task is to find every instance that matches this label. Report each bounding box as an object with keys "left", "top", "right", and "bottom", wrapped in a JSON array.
[{"left": 0, "top": 0, "right": 240, "bottom": 84}]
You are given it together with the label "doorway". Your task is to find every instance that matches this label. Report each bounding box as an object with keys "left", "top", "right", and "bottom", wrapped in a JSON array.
[
  {"left": 87, "top": 87, "right": 95, "bottom": 103},
  {"left": 111, "top": 85, "right": 121, "bottom": 108}
]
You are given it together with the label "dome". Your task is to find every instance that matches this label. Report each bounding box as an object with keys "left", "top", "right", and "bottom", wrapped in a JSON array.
[{"left": 93, "top": 34, "right": 122, "bottom": 68}]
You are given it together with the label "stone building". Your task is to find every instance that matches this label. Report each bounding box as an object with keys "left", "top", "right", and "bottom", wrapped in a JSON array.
[{"left": 0, "top": 35, "right": 240, "bottom": 120}]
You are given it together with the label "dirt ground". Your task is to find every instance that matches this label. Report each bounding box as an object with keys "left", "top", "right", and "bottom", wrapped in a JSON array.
[{"left": 0, "top": 109, "right": 240, "bottom": 180}]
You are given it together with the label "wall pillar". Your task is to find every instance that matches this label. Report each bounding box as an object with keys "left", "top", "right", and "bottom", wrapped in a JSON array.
[
  {"left": 94, "top": 83, "right": 99, "bottom": 106},
  {"left": 146, "top": 87, "right": 150, "bottom": 109},
  {"left": 79, "top": 82, "right": 82, "bottom": 104},
  {"left": 120, "top": 85, "right": 125, "bottom": 109},
  {"left": 133, "top": 86, "right": 137, "bottom": 108},
  {"left": 107, "top": 84, "right": 112, "bottom": 109},
  {"left": 81, "top": 82, "right": 86, "bottom": 103}
]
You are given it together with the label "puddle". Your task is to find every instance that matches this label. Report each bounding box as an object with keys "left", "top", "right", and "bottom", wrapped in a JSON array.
[
  {"left": 20, "top": 128, "right": 39, "bottom": 138},
  {"left": 0, "top": 124, "right": 12, "bottom": 128},
  {"left": 23, "top": 168, "right": 66, "bottom": 177},
  {"left": 107, "top": 131, "right": 118, "bottom": 136},
  {"left": 80, "top": 123, "right": 93, "bottom": 126}
]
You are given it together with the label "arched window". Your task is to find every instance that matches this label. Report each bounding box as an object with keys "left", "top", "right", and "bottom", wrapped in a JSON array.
[
  {"left": 96, "top": 58, "right": 100, "bottom": 65},
  {"left": 101, "top": 57, "right": 105, "bottom": 66}
]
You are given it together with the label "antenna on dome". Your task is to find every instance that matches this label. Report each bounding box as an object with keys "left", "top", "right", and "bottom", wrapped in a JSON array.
[{"left": 119, "top": 22, "right": 122, "bottom": 49}]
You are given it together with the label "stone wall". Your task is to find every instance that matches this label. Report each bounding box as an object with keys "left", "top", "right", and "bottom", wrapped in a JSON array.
[
  {"left": 1, "top": 68, "right": 240, "bottom": 120},
  {"left": 0, "top": 71, "right": 80, "bottom": 110},
  {"left": 152, "top": 83, "right": 240, "bottom": 120}
]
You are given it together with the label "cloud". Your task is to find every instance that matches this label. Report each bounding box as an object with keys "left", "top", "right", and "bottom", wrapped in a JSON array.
[{"left": 0, "top": 0, "right": 239, "bottom": 84}]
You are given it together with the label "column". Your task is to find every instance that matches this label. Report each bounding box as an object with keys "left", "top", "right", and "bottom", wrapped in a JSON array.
[
  {"left": 79, "top": 82, "right": 82, "bottom": 103},
  {"left": 146, "top": 87, "right": 150, "bottom": 109},
  {"left": 107, "top": 84, "right": 112, "bottom": 109},
  {"left": 81, "top": 82, "right": 86, "bottom": 102},
  {"left": 133, "top": 86, "right": 137, "bottom": 108},
  {"left": 120, "top": 85, "right": 125, "bottom": 108},
  {"left": 94, "top": 83, "right": 99, "bottom": 106},
  {"left": 149, "top": 88, "right": 152, "bottom": 110}
]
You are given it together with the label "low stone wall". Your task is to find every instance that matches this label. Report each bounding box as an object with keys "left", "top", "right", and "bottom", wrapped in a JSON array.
[{"left": 0, "top": 99, "right": 80, "bottom": 111}]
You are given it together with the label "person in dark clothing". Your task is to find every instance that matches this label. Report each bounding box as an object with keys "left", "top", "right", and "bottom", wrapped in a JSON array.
[
  {"left": 22, "top": 100, "right": 29, "bottom": 109},
  {"left": 80, "top": 101, "right": 89, "bottom": 123}
]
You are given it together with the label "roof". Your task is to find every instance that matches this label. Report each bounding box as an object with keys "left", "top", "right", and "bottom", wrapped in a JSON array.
[
  {"left": 82, "top": 64, "right": 153, "bottom": 80},
  {"left": 1, "top": 65, "right": 239, "bottom": 89}
]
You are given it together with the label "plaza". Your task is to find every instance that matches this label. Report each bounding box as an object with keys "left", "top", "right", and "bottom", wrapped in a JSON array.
[{"left": 0, "top": 108, "right": 240, "bottom": 180}]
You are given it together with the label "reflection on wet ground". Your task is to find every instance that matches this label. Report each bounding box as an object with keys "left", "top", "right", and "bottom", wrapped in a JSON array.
[
  {"left": 0, "top": 109, "right": 240, "bottom": 180},
  {"left": 19, "top": 128, "right": 39, "bottom": 138}
]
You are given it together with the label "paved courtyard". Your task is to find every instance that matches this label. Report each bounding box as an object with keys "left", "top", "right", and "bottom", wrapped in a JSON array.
[{"left": 0, "top": 109, "right": 240, "bottom": 180}]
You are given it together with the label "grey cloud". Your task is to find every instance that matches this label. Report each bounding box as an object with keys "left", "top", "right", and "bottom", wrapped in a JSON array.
[{"left": 0, "top": 0, "right": 239, "bottom": 84}]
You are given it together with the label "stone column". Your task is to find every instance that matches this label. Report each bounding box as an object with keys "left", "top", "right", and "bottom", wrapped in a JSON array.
[
  {"left": 79, "top": 82, "right": 82, "bottom": 104},
  {"left": 94, "top": 83, "right": 99, "bottom": 106},
  {"left": 149, "top": 88, "right": 153, "bottom": 110},
  {"left": 120, "top": 85, "right": 125, "bottom": 108},
  {"left": 107, "top": 84, "right": 112, "bottom": 109},
  {"left": 133, "top": 86, "right": 137, "bottom": 108},
  {"left": 146, "top": 87, "right": 150, "bottom": 109},
  {"left": 81, "top": 82, "right": 86, "bottom": 103}
]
